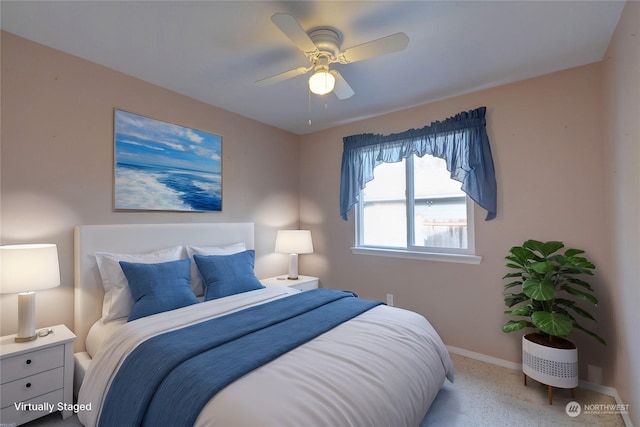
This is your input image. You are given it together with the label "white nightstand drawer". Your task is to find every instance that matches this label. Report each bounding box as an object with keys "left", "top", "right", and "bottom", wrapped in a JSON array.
[
  {"left": 290, "top": 280, "right": 318, "bottom": 291},
  {"left": 0, "top": 388, "right": 63, "bottom": 426},
  {"left": 1, "top": 367, "right": 64, "bottom": 408},
  {"left": 0, "top": 346, "right": 64, "bottom": 384}
]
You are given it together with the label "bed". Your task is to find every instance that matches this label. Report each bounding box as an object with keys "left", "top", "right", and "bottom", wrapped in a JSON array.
[{"left": 73, "top": 222, "right": 454, "bottom": 427}]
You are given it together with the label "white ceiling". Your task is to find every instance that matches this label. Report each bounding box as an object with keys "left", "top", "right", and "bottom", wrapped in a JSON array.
[{"left": 1, "top": 1, "right": 625, "bottom": 135}]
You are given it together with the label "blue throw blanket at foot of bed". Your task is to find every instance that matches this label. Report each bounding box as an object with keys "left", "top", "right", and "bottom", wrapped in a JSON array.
[{"left": 98, "top": 288, "right": 382, "bottom": 427}]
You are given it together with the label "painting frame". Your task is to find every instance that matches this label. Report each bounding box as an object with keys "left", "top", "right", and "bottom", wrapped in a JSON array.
[{"left": 113, "top": 109, "right": 222, "bottom": 212}]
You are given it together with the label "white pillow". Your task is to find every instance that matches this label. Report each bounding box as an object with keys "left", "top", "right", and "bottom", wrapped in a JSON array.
[
  {"left": 95, "top": 246, "right": 183, "bottom": 322},
  {"left": 186, "top": 243, "right": 246, "bottom": 296}
]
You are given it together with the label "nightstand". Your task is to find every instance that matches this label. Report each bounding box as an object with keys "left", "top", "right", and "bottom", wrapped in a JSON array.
[
  {"left": 261, "top": 275, "right": 319, "bottom": 291},
  {"left": 0, "top": 324, "right": 76, "bottom": 426}
]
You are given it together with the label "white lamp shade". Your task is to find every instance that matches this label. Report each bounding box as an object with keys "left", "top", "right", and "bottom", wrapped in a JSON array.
[
  {"left": 309, "top": 71, "right": 335, "bottom": 95},
  {"left": 275, "top": 230, "right": 314, "bottom": 255},
  {"left": 1, "top": 244, "right": 61, "bottom": 294}
]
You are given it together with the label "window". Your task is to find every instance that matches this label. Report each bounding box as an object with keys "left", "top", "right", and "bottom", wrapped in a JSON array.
[
  {"left": 357, "top": 154, "right": 474, "bottom": 255},
  {"left": 340, "top": 107, "right": 495, "bottom": 263}
]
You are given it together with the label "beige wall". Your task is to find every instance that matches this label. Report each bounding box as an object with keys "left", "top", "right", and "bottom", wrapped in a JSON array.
[
  {"left": 0, "top": 32, "right": 301, "bottom": 335},
  {"left": 603, "top": 1, "right": 640, "bottom": 423},
  {"left": 2, "top": 4, "right": 638, "bottom": 417},
  {"left": 300, "top": 63, "right": 615, "bottom": 384}
]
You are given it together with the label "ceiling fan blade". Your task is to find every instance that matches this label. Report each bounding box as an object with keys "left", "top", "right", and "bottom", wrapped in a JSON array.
[
  {"left": 339, "top": 32, "right": 409, "bottom": 64},
  {"left": 330, "top": 70, "right": 355, "bottom": 100},
  {"left": 256, "top": 66, "right": 311, "bottom": 86},
  {"left": 271, "top": 13, "right": 318, "bottom": 55}
]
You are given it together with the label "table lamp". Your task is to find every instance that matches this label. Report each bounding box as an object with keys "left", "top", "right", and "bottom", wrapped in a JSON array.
[
  {"left": 1, "top": 244, "right": 60, "bottom": 342},
  {"left": 275, "top": 230, "right": 313, "bottom": 280}
]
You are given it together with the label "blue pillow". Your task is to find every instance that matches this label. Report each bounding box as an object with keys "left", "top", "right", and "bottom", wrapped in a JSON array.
[
  {"left": 119, "top": 259, "right": 198, "bottom": 321},
  {"left": 193, "top": 250, "right": 265, "bottom": 301}
]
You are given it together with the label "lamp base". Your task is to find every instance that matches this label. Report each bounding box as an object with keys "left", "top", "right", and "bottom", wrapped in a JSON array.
[
  {"left": 16, "top": 292, "right": 37, "bottom": 343},
  {"left": 15, "top": 334, "right": 37, "bottom": 343},
  {"left": 288, "top": 253, "right": 299, "bottom": 280}
]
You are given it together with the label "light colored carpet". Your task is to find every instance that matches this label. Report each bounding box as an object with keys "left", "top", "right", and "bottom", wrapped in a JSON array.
[
  {"left": 22, "top": 352, "right": 625, "bottom": 427},
  {"left": 422, "top": 353, "right": 626, "bottom": 427}
]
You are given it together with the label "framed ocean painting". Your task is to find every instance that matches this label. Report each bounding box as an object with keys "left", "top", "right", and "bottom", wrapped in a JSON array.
[{"left": 114, "top": 109, "right": 222, "bottom": 212}]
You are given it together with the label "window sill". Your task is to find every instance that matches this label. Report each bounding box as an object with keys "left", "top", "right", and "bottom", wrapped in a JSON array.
[{"left": 350, "top": 246, "right": 482, "bottom": 264}]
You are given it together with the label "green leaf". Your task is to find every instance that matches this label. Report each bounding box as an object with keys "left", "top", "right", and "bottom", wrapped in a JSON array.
[
  {"left": 541, "top": 241, "right": 565, "bottom": 257},
  {"left": 502, "top": 320, "right": 530, "bottom": 333},
  {"left": 568, "top": 256, "right": 595, "bottom": 268},
  {"left": 523, "top": 240, "right": 564, "bottom": 257},
  {"left": 522, "top": 240, "right": 544, "bottom": 254},
  {"left": 504, "top": 293, "right": 528, "bottom": 308},
  {"left": 505, "top": 256, "right": 525, "bottom": 268},
  {"left": 503, "top": 272, "right": 523, "bottom": 279},
  {"left": 565, "top": 277, "right": 594, "bottom": 291},
  {"left": 503, "top": 280, "right": 523, "bottom": 290},
  {"left": 561, "top": 285, "right": 598, "bottom": 305},
  {"left": 568, "top": 305, "right": 596, "bottom": 321},
  {"left": 564, "top": 248, "right": 585, "bottom": 257},
  {"left": 573, "top": 323, "right": 607, "bottom": 345},
  {"left": 549, "top": 254, "right": 565, "bottom": 262},
  {"left": 550, "top": 303, "right": 587, "bottom": 324},
  {"left": 508, "top": 247, "right": 537, "bottom": 264},
  {"left": 552, "top": 306, "right": 570, "bottom": 318},
  {"left": 523, "top": 278, "right": 556, "bottom": 301},
  {"left": 505, "top": 262, "right": 525, "bottom": 270},
  {"left": 530, "top": 261, "right": 555, "bottom": 274},
  {"left": 510, "top": 305, "right": 534, "bottom": 317},
  {"left": 554, "top": 297, "right": 575, "bottom": 307},
  {"left": 531, "top": 311, "right": 573, "bottom": 336}
]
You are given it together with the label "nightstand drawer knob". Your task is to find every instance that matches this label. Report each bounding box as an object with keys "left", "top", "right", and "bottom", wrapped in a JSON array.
[
  {"left": 26, "top": 382, "right": 32, "bottom": 388},
  {"left": 26, "top": 359, "right": 32, "bottom": 365}
]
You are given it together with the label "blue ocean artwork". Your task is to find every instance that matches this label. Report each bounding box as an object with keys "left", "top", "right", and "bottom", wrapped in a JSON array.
[{"left": 114, "top": 110, "right": 222, "bottom": 211}]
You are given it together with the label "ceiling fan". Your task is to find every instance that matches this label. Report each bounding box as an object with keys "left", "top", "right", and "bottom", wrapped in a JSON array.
[{"left": 256, "top": 13, "right": 409, "bottom": 99}]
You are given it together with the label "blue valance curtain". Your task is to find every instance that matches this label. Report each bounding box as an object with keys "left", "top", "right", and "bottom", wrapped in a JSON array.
[{"left": 339, "top": 106, "right": 497, "bottom": 221}]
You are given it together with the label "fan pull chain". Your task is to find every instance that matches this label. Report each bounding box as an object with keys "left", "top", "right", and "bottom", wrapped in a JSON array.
[
  {"left": 307, "top": 92, "right": 331, "bottom": 126},
  {"left": 308, "top": 89, "right": 312, "bottom": 126}
]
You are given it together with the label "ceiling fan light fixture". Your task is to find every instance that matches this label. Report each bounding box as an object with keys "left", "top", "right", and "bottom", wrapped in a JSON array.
[{"left": 308, "top": 70, "right": 335, "bottom": 95}]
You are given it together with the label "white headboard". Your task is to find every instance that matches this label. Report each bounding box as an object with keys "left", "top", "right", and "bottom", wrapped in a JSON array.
[{"left": 73, "top": 223, "right": 254, "bottom": 352}]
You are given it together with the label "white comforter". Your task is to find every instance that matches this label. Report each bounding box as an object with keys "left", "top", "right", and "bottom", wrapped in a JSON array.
[{"left": 78, "top": 287, "right": 454, "bottom": 427}]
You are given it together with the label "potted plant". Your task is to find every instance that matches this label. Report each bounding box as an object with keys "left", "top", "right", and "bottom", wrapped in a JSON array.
[{"left": 502, "top": 240, "right": 605, "bottom": 403}]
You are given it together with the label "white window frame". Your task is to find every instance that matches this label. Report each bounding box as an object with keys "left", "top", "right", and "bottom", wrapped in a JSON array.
[{"left": 352, "top": 156, "right": 482, "bottom": 264}]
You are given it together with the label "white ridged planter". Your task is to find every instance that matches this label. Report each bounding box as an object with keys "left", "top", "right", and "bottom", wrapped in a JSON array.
[{"left": 522, "top": 333, "right": 578, "bottom": 404}]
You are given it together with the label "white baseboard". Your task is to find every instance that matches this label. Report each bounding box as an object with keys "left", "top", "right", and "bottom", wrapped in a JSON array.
[
  {"left": 445, "top": 345, "right": 634, "bottom": 427},
  {"left": 446, "top": 345, "right": 522, "bottom": 371}
]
